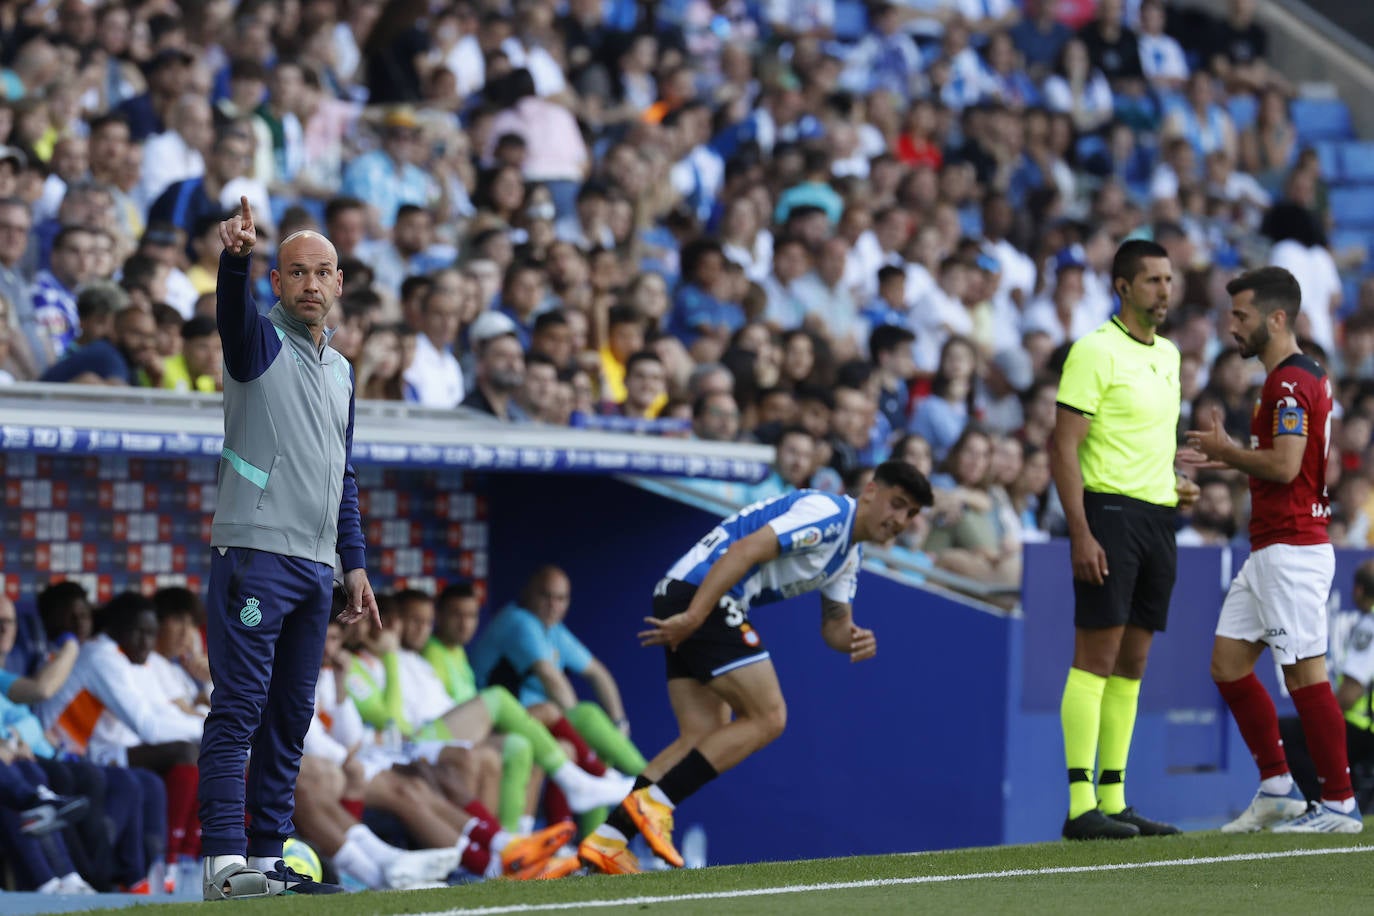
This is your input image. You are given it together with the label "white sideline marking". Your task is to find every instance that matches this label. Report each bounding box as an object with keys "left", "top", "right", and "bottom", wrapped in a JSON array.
[{"left": 409, "top": 845, "right": 1374, "bottom": 915}]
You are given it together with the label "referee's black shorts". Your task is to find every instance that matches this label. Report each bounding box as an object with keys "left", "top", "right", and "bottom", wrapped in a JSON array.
[{"left": 1073, "top": 491, "right": 1177, "bottom": 632}]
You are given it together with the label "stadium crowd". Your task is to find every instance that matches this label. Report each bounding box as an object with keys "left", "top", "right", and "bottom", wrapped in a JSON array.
[{"left": 1, "top": 0, "right": 1370, "bottom": 592}]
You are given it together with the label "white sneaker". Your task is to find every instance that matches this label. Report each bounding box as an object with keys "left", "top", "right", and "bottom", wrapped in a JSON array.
[
  {"left": 58, "top": 873, "right": 97, "bottom": 894},
  {"left": 203, "top": 857, "right": 269, "bottom": 901},
  {"left": 1272, "top": 803, "right": 1364, "bottom": 834},
  {"left": 1221, "top": 785, "right": 1309, "bottom": 833},
  {"left": 554, "top": 762, "right": 632, "bottom": 812},
  {"left": 382, "top": 847, "right": 460, "bottom": 889}
]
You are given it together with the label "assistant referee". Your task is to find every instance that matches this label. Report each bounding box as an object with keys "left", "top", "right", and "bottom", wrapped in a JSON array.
[{"left": 1050, "top": 239, "right": 1196, "bottom": 840}]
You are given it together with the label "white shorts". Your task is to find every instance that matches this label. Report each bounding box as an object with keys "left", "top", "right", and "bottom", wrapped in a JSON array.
[
  {"left": 357, "top": 738, "right": 474, "bottom": 782},
  {"left": 1215, "top": 542, "right": 1334, "bottom": 666}
]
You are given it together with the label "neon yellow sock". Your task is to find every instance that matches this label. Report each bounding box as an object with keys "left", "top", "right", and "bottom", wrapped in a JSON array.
[
  {"left": 1096, "top": 675, "right": 1142, "bottom": 815},
  {"left": 565, "top": 702, "right": 648, "bottom": 775},
  {"left": 482, "top": 686, "right": 568, "bottom": 772},
  {"left": 1061, "top": 667, "right": 1107, "bottom": 819},
  {"left": 498, "top": 733, "right": 533, "bottom": 831}
]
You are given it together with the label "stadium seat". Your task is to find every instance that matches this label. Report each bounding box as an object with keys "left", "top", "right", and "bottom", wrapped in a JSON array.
[
  {"left": 1329, "top": 187, "right": 1374, "bottom": 228},
  {"left": 1330, "top": 229, "right": 1370, "bottom": 263},
  {"left": 1291, "top": 97, "right": 1354, "bottom": 142},
  {"left": 1340, "top": 141, "right": 1374, "bottom": 184},
  {"left": 1315, "top": 141, "right": 1345, "bottom": 183},
  {"left": 833, "top": 0, "right": 868, "bottom": 43},
  {"left": 1226, "top": 94, "right": 1259, "bottom": 132}
]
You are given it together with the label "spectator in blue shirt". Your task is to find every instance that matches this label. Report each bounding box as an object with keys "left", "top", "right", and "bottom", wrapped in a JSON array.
[
  {"left": 1010, "top": 0, "right": 1073, "bottom": 81},
  {"left": 667, "top": 238, "right": 743, "bottom": 361},
  {"left": 41, "top": 304, "right": 160, "bottom": 387}
]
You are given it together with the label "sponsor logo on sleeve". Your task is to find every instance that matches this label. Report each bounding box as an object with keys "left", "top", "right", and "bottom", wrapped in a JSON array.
[{"left": 791, "top": 526, "right": 822, "bottom": 549}]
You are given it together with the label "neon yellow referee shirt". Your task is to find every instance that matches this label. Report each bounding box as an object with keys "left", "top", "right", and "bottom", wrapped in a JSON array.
[{"left": 1056, "top": 316, "right": 1181, "bottom": 508}]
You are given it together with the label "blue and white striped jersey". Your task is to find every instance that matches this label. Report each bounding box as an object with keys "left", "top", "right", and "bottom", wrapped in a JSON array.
[{"left": 665, "top": 490, "right": 862, "bottom": 611}]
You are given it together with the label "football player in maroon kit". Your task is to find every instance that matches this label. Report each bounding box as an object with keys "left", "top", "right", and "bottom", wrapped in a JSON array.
[{"left": 1185, "top": 266, "right": 1362, "bottom": 833}]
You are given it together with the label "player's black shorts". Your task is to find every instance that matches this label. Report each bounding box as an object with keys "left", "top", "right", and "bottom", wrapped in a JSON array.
[
  {"left": 652, "top": 578, "right": 770, "bottom": 683},
  {"left": 1073, "top": 491, "right": 1177, "bottom": 632}
]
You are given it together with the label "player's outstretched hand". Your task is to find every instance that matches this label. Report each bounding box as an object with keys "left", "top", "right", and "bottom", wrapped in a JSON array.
[
  {"left": 1182, "top": 405, "right": 1235, "bottom": 466},
  {"left": 219, "top": 196, "right": 256, "bottom": 257},
  {"left": 849, "top": 624, "right": 876, "bottom": 662},
  {"left": 1069, "top": 530, "right": 1109, "bottom": 585},
  {"left": 639, "top": 612, "right": 703, "bottom": 652}
]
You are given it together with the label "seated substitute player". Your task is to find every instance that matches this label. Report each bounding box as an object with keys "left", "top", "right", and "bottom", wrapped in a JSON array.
[
  {"left": 467, "top": 569, "right": 649, "bottom": 777},
  {"left": 579, "top": 460, "right": 933, "bottom": 874},
  {"left": 1185, "top": 266, "right": 1361, "bottom": 833}
]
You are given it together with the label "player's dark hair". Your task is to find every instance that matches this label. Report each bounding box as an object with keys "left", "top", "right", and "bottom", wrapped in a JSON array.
[
  {"left": 1110, "top": 239, "right": 1169, "bottom": 290},
  {"left": 98, "top": 591, "right": 155, "bottom": 638},
  {"left": 872, "top": 460, "right": 934, "bottom": 508},
  {"left": 37, "top": 581, "right": 89, "bottom": 635},
  {"left": 869, "top": 323, "right": 915, "bottom": 360},
  {"left": 153, "top": 586, "right": 202, "bottom": 623},
  {"left": 393, "top": 587, "right": 434, "bottom": 608},
  {"left": 1226, "top": 266, "right": 1302, "bottom": 329},
  {"left": 438, "top": 581, "right": 477, "bottom": 605},
  {"left": 624, "top": 349, "right": 662, "bottom": 374},
  {"left": 1355, "top": 561, "right": 1374, "bottom": 602}
]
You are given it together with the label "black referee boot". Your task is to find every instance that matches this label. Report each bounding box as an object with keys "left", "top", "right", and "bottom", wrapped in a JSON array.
[
  {"left": 1062, "top": 809, "right": 1140, "bottom": 840},
  {"left": 1108, "top": 807, "right": 1181, "bottom": 835}
]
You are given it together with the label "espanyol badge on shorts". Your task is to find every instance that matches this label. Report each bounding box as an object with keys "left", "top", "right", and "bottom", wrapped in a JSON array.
[
  {"left": 740, "top": 623, "right": 760, "bottom": 647},
  {"left": 240, "top": 596, "right": 262, "bottom": 627}
]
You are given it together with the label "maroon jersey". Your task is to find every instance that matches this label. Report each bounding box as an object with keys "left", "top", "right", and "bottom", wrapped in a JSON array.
[{"left": 1248, "top": 354, "right": 1332, "bottom": 549}]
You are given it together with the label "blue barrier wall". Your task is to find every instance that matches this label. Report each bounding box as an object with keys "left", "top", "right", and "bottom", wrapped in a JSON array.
[{"left": 486, "top": 474, "right": 1013, "bottom": 864}]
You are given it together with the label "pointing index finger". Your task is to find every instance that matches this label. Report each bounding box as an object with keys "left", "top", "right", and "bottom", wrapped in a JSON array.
[{"left": 240, "top": 195, "right": 253, "bottom": 225}]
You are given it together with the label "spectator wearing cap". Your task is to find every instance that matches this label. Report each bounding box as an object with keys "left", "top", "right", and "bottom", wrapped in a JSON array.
[
  {"left": 983, "top": 347, "right": 1033, "bottom": 437},
  {"left": 148, "top": 127, "right": 267, "bottom": 255},
  {"left": 1020, "top": 247, "right": 1099, "bottom": 346},
  {"left": 134, "top": 92, "right": 213, "bottom": 211},
  {"left": 341, "top": 108, "right": 438, "bottom": 230},
  {"left": 117, "top": 47, "right": 193, "bottom": 141},
  {"left": 402, "top": 285, "right": 465, "bottom": 409},
  {"left": 462, "top": 311, "right": 528, "bottom": 421},
  {"left": 160, "top": 315, "right": 222, "bottom": 393}
]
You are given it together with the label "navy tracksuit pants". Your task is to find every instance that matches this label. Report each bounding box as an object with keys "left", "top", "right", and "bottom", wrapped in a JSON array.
[{"left": 198, "top": 547, "right": 333, "bottom": 858}]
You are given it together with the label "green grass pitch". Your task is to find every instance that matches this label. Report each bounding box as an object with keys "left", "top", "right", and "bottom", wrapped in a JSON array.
[{"left": 80, "top": 824, "right": 1374, "bottom": 916}]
